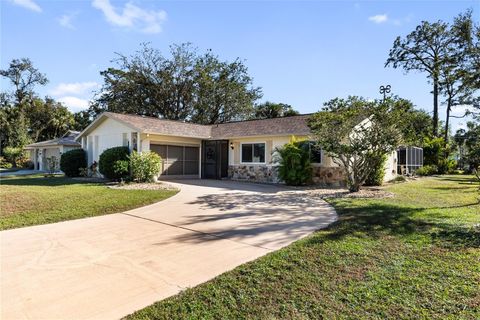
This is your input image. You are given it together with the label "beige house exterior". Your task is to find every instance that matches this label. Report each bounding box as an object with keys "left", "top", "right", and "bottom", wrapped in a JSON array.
[
  {"left": 25, "top": 131, "right": 81, "bottom": 171},
  {"left": 75, "top": 112, "right": 398, "bottom": 185}
]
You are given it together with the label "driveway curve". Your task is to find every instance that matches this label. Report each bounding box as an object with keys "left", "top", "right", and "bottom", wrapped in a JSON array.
[{"left": 1, "top": 180, "right": 337, "bottom": 320}]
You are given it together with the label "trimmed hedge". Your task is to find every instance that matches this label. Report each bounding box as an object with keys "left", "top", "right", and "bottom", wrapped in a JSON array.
[
  {"left": 99, "top": 146, "right": 130, "bottom": 180},
  {"left": 60, "top": 149, "right": 87, "bottom": 177}
]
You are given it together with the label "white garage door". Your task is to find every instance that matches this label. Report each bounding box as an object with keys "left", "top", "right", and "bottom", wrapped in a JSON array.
[{"left": 150, "top": 144, "right": 199, "bottom": 177}]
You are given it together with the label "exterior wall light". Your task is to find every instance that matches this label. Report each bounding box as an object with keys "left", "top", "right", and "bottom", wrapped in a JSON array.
[{"left": 230, "top": 142, "right": 234, "bottom": 150}]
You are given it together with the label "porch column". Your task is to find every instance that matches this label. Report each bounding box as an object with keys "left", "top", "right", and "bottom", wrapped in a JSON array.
[
  {"left": 142, "top": 135, "right": 150, "bottom": 153},
  {"left": 34, "top": 149, "right": 38, "bottom": 170},
  {"left": 198, "top": 143, "right": 202, "bottom": 179},
  {"left": 137, "top": 132, "right": 141, "bottom": 152}
]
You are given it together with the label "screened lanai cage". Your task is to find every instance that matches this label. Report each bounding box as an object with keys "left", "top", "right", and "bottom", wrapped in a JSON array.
[{"left": 397, "top": 146, "right": 423, "bottom": 175}]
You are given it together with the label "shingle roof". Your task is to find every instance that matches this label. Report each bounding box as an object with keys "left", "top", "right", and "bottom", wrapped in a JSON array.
[
  {"left": 211, "top": 115, "right": 312, "bottom": 139},
  {"left": 25, "top": 131, "right": 81, "bottom": 148},
  {"left": 79, "top": 112, "right": 313, "bottom": 140},
  {"left": 104, "top": 112, "right": 212, "bottom": 139}
]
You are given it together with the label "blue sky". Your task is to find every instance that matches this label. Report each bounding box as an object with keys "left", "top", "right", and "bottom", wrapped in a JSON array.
[{"left": 1, "top": 0, "right": 479, "bottom": 131}]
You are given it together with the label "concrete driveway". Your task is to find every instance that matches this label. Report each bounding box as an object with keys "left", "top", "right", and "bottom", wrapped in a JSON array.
[{"left": 1, "top": 180, "right": 337, "bottom": 320}]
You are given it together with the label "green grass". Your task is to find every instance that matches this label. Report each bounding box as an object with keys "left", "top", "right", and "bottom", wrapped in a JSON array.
[
  {"left": 127, "top": 176, "right": 480, "bottom": 320},
  {"left": 0, "top": 175, "right": 178, "bottom": 230}
]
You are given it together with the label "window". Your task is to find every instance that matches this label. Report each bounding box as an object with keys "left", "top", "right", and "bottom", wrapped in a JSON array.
[
  {"left": 241, "top": 143, "right": 265, "bottom": 163},
  {"left": 299, "top": 141, "right": 322, "bottom": 164}
]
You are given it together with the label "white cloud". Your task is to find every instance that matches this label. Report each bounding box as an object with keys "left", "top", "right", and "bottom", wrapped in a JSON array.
[
  {"left": 58, "top": 13, "right": 77, "bottom": 29},
  {"left": 451, "top": 104, "right": 470, "bottom": 117},
  {"left": 50, "top": 82, "right": 99, "bottom": 96},
  {"left": 57, "top": 96, "right": 90, "bottom": 112},
  {"left": 11, "top": 0, "right": 42, "bottom": 12},
  {"left": 368, "top": 14, "right": 388, "bottom": 24},
  {"left": 92, "top": 0, "right": 167, "bottom": 34}
]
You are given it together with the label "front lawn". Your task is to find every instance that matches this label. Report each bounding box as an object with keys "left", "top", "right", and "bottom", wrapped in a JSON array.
[
  {"left": 127, "top": 176, "right": 480, "bottom": 319},
  {"left": 0, "top": 175, "right": 178, "bottom": 230}
]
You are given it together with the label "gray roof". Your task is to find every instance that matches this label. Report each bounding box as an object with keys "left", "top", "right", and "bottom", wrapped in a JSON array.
[
  {"left": 78, "top": 112, "right": 312, "bottom": 140},
  {"left": 105, "top": 112, "right": 212, "bottom": 138},
  {"left": 25, "top": 131, "right": 81, "bottom": 148},
  {"left": 212, "top": 115, "right": 311, "bottom": 138}
]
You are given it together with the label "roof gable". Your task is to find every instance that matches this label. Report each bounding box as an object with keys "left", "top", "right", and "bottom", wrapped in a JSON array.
[{"left": 25, "top": 131, "right": 81, "bottom": 148}]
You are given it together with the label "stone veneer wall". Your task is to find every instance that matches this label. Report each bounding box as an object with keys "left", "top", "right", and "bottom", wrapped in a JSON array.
[
  {"left": 228, "top": 165, "right": 280, "bottom": 183},
  {"left": 311, "top": 166, "right": 346, "bottom": 187},
  {"left": 228, "top": 165, "right": 346, "bottom": 186}
]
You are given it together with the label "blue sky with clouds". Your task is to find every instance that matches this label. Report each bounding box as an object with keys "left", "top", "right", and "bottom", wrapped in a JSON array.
[{"left": 1, "top": 0, "right": 479, "bottom": 131}]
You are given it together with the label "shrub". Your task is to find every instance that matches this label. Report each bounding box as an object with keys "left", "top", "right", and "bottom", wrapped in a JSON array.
[
  {"left": 437, "top": 158, "right": 457, "bottom": 174},
  {"left": 19, "top": 159, "right": 34, "bottom": 169},
  {"left": 129, "top": 151, "right": 162, "bottom": 182},
  {"left": 423, "top": 137, "right": 445, "bottom": 166},
  {"left": 0, "top": 156, "right": 12, "bottom": 169},
  {"left": 60, "top": 149, "right": 87, "bottom": 177},
  {"left": 364, "top": 153, "right": 387, "bottom": 186},
  {"left": 275, "top": 138, "right": 312, "bottom": 186},
  {"left": 388, "top": 175, "right": 406, "bottom": 183},
  {"left": 99, "top": 146, "right": 130, "bottom": 180},
  {"left": 45, "top": 156, "right": 59, "bottom": 176},
  {"left": 3, "top": 146, "right": 25, "bottom": 167},
  {"left": 113, "top": 160, "right": 130, "bottom": 180},
  {"left": 416, "top": 165, "right": 438, "bottom": 176}
]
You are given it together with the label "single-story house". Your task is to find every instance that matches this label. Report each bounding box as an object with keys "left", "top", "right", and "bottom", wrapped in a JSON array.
[
  {"left": 25, "top": 131, "right": 81, "bottom": 171},
  {"left": 75, "top": 112, "right": 398, "bottom": 185}
]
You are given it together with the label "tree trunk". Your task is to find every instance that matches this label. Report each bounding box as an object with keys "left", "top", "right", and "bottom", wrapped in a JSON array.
[
  {"left": 433, "top": 79, "right": 439, "bottom": 137},
  {"left": 444, "top": 100, "right": 451, "bottom": 144},
  {"left": 349, "top": 182, "right": 361, "bottom": 193}
]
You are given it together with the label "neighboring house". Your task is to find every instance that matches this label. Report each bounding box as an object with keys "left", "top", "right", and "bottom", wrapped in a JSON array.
[
  {"left": 76, "top": 112, "right": 398, "bottom": 185},
  {"left": 25, "top": 131, "right": 81, "bottom": 171}
]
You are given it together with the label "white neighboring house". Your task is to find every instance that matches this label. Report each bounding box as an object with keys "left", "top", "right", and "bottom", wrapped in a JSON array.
[
  {"left": 25, "top": 131, "right": 81, "bottom": 171},
  {"left": 75, "top": 112, "right": 399, "bottom": 185}
]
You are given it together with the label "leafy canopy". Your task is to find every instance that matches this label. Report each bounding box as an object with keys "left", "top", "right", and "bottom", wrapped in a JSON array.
[
  {"left": 252, "top": 102, "right": 299, "bottom": 120},
  {"left": 308, "top": 96, "right": 404, "bottom": 192},
  {"left": 385, "top": 10, "right": 477, "bottom": 138},
  {"left": 93, "top": 43, "right": 262, "bottom": 124}
]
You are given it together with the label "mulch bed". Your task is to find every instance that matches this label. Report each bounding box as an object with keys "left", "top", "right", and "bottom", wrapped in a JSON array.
[{"left": 307, "top": 187, "right": 394, "bottom": 199}]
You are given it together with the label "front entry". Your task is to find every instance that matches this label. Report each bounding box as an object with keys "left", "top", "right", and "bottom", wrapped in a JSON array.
[{"left": 202, "top": 140, "right": 229, "bottom": 179}]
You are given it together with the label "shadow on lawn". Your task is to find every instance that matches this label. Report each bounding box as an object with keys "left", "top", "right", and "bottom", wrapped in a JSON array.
[
  {"left": 312, "top": 201, "right": 480, "bottom": 249},
  {"left": 0, "top": 176, "right": 95, "bottom": 187}
]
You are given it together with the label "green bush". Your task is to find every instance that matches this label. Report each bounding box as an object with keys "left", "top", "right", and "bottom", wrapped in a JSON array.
[
  {"left": 364, "top": 153, "right": 387, "bottom": 186},
  {"left": 0, "top": 156, "right": 12, "bottom": 169},
  {"left": 99, "top": 146, "right": 130, "bottom": 180},
  {"left": 19, "top": 159, "right": 34, "bottom": 169},
  {"left": 423, "top": 137, "right": 445, "bottom": 166},
  {"left": 113, "top": 160, "right": 130, "bottom": 180},
  {"left": 275, "top": 139, "right": 312, "bottom": 186},
  {"left": 416, "top": 165, "right": 438, "bottom": 176},
  {"left": 3, "top": 146, "right": 25, "bottom": 167},
  {"left": 391, "top": 175, "right": 407, "bottom": 183},
  {"left": 129, "top": 151, "right": 162, "bottom": 182},
  {"left": 437, "top": 158, "right": 457, "bottom": 174},
  {"left": 60, "top": 149, "right": 87, "bottom": 177}
]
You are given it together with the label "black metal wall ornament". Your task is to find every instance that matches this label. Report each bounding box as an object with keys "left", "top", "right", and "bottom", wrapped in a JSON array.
[{"left": 379, "top": 85, "right": 391, "bottom": 100}]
